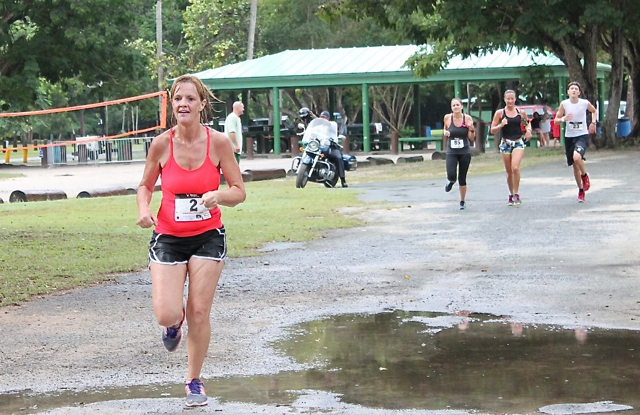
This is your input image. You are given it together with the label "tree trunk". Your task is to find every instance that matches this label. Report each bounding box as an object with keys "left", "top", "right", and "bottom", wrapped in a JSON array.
[
  {"left": 247, "top": 0, "right": 257, "bottom": 60},
  {"left": 582, "top": 27, "right": 600, "bottom": 103},
  {"left": 555, "top": 33, "right": 599, "bottom": 102},
  {"left": 79, "top": 110, "right": 86, "bottom": 137},
  {"left": 626, "top": 36, "right": 640, "bottom": 138},
  {"left": 629, "top": 70, "right": 640, "bottom": 137},
  {"left": 601, "top": 25, "right": 625, "bottom": 147}
]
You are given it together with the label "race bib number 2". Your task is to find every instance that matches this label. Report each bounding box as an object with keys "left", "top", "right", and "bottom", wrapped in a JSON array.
[{"left": 175, "top": 194, "right": 212, "bottom": 222}]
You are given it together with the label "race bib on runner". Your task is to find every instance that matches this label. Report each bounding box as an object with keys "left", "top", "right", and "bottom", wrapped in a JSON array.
[
  {"left": 568, "top": 121, "right": 583, "bottom": 130},
  {"left": 451, "top": 138, "right": 464, "bottom": 149},
  {"left": 174, "top": 194, "right": 211, "bottom": 222}
]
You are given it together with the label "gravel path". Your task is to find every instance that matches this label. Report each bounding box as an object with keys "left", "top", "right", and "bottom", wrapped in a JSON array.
[{"left": 1, "top": 149, "right": 638, "bottom": 414}]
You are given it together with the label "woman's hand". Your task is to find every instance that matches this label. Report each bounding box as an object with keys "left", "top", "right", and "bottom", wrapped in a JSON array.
[
  {"left": 443, "top": 130, "right": 451, "bottom": 138},
  {"left": 202, "top": 190, "right": 220, "bottom": 210},
  {"left": 137, "top": 206, "right": 157, "bottom": 228}
]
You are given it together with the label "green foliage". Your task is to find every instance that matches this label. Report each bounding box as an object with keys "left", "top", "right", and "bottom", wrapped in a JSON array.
[
  {"left": 182, "top": 0, "right": 252, "bottom": 71},
  {"left": 259, "top": 0, "right": 333, "bottom": 52},
  {"left": 1, "top": 0, "right": 153, "bottom": 108}
]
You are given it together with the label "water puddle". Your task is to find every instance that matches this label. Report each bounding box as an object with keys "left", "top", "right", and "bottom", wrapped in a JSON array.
[{"left": 2, "top": 311, "right": 638, "bottom": 414}]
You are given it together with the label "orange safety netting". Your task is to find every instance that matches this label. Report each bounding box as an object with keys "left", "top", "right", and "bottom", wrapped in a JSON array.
[{"left": 0, "top": 91, "right": 167, "bottom": 152}]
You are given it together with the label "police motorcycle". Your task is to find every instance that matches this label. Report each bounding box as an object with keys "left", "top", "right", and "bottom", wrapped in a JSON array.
[{"left": 291, "top": 117, "right": 357, "bottom": 188}]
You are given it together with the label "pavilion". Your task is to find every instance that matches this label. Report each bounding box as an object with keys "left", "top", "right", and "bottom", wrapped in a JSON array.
[{"left": 191, "top": 45, "right": 611, "bottom": 154}]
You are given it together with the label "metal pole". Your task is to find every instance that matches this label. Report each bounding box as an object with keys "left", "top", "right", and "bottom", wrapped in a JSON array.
[
  {"left": 156, "top": 1, "right": 164, "bottom": 120},
  {"left": 273, "top": 86, "right": 281, "bottom": 155},
  {"left": 598, "top": 78, "right": 605, "bottom": 122},
  {"left": 413, "top": 84, "right": 421, "bottom": 136},
  {"left": 558, "top": 77, "right": 566, "bottom": 145},
  {"left": 454, "top": 80, "right": 462, "bottom": 99},
  {"left": 362, "top": 83, "right": 370, "bottom": 153}
]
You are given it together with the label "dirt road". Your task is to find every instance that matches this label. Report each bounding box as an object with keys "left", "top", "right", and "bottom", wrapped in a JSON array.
[{"left": 1, "top": 149, "right": 638, "bottom": 414}]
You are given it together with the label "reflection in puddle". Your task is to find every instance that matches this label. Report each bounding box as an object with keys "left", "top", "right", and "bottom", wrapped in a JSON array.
[
  {"left": 275, "top": 311, "right": 638, "bottom": 413},
  {"left": 1, "top": 311, "right": 638, "bottom": 414}
]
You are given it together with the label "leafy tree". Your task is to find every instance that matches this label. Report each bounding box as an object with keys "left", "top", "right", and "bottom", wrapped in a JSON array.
[
  {"left": 1, "top": 0, "right": 152, "bottom": 110},
  {"left": 254, "top": 0, "right": 409, "bottom": 129},
  {"left": 182, "top": 0, "right": 252, "bottom": 71},
  {"left": 323, "top": 0, "right": 638, "bottom": 145},
  {"left": 259, "top": 0, "right": 334, "bottom": 53},
  {"left": 134, "top": 0, "right": 191, "bottom": 83},
  {"left": 618, "top": 0, "right": 640, "bottom": 137},
  {"left": 371, "top": 85, "right": 413, "bottom": 134}
]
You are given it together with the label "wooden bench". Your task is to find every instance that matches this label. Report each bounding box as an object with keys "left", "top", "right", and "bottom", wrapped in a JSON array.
[
  {"left": 399, "top": 130, "right": 444, "bottom": 151},
  {"left": 345, "top": 134, "right": 391, "bottom": 152}
]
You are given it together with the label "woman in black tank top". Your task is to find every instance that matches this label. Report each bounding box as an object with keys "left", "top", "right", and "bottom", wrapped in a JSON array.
[
  {"left": 490, "top": 90, "right": 532, "bottom": 206},
  {"left": 443, "top": 98, "right": 476, "bottom": 210}
]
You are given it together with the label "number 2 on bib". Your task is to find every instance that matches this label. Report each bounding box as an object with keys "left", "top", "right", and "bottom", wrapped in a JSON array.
[{"left": 174, "top": 194, "right": 212, "bottom": 222}]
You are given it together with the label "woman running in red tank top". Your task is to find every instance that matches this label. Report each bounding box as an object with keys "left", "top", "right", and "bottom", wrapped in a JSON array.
[{"left": 136, "top": 75, "right": 246, "bottom": 407}]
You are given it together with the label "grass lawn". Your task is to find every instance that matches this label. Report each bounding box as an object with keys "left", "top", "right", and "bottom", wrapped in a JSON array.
[
  {"left": 0, "top": 172, "right": 23, "bottom": 180},
  {"left": 0, "top": 180, "right": 365, "bottom": 306},
  {"left": 0, "top": 147, "right": 564, "bottom": 306}
]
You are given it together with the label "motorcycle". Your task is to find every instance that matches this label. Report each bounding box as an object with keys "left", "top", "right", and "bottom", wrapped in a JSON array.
[{"left": 291, "top": 118, "right": 357, "bottom": 188}]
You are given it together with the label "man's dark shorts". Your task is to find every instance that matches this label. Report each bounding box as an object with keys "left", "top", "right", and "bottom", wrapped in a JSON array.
[
  {"left": 565, "top": 134, "right": 589, "bottom": 166},
  {"left": 149, "top": 227, "right": 227, "bottom": 265}
]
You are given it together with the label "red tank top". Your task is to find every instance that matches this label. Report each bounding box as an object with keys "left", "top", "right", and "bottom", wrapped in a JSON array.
[{"left": 155, "top": 127, "right": 223, "bottom": 237}]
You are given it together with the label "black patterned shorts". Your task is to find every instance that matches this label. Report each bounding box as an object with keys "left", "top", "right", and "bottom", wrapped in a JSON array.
[
  {"left": 148, "top": 227, "right": 227, "bottom": 265},
  {"left": 565, "top": 134, "right": 589, "bottom": 166}
]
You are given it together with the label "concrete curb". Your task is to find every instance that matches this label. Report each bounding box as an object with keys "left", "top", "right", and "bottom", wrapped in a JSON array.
[
  {"left": 76, "top": 187, "right": 129, "bottom": 198},
  {"left": 9, "top": 189, "right": 67, "bottom": 203}
]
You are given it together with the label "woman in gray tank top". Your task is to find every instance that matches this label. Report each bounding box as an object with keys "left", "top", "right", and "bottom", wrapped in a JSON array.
[{"left": 443, "top": 98, "right": 476, "bottom": 210}]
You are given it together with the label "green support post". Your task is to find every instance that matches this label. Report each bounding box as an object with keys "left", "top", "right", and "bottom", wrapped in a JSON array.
[
  {"left": 329, "top": 88, "right": 336, "bottom": 118},
  {"left": 454, "top": 80, "right": 461, "bottom": 100},
  {"left": 413, "top": 85, "right": 421, "bottom": 136},
  {"left": 241, "top": 90, "right": 249, "bottom": 126},
  {"left": 362, "top": 83, "right": 370, "bottom": 153},
  {"left": 241, "top": 90, "right": 249, "bottom": 154},
  {"left": 558, "top": 77, "right": 566, "bottom": 146},
  {"left": 273, "top": 86, "right": 281, "bottom": 155}
]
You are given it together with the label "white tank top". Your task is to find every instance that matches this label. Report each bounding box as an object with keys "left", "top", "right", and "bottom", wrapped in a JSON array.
[{"left": 562, "top": 98, "right": 589, "bottom": 137}]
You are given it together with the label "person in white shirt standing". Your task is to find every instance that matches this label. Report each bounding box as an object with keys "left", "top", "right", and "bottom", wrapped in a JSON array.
[
  {"left": 554, "top": 82, "right": 597, "bottom": 203},
  {"left": 224, "top": 101, "right": 244, "bottom": 163}
]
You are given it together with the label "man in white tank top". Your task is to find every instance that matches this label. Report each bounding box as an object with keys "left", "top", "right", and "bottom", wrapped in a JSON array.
[{"left": 554, "top": 82, "right": 598, "bottom": 203}]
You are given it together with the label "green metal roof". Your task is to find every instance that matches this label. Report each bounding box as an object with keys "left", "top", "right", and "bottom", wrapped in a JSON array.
[{"left": 192, "top": 45, "right": 611, "bottom": 90}]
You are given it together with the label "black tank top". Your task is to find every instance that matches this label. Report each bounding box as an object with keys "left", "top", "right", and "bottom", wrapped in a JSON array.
[
  {"left": 501, "top": 108, "right": 523, "bottom": 140},
  {"left": 446, "top": 115, "right": 471, "bottom": 154}
]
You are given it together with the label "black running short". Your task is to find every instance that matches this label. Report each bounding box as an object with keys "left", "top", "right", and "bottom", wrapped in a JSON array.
[
  {"left": 565, "top": 134, "right": 589, "bottom": 166},
  {"left": 148, "top": 227, "right": 227, "bottom": 265}
]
